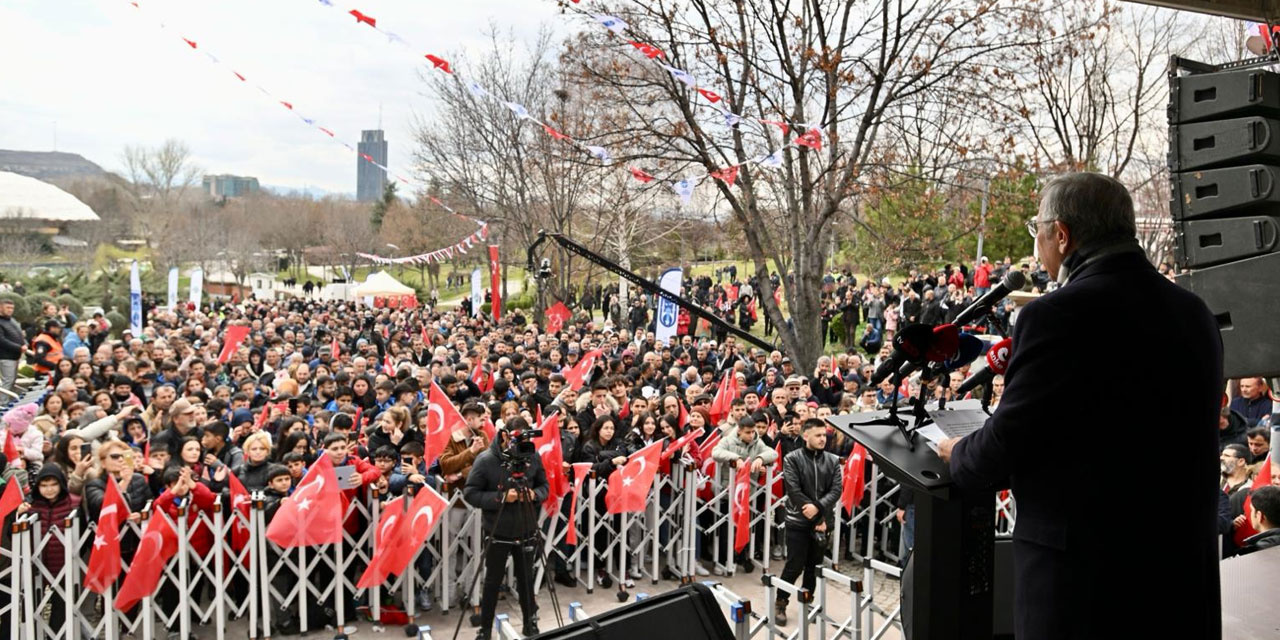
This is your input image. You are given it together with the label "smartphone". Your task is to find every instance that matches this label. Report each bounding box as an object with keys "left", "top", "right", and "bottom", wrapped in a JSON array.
[
  {"left": 80, "top": 443, "right": 92, "bottom": 459},
  {"left": 288, "top": 398, "right": 299, "bottom": 414},
  {"left": 401, "top": 456, "right": 413, "bottom": 466}
]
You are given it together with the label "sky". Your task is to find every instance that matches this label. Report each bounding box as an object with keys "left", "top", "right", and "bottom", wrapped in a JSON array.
[{"left": 0, "top": 0, "right": 566, "bottom": 195}]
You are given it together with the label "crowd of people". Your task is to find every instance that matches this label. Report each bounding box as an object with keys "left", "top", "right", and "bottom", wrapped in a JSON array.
[{"left": 0, "top": 256, "right": 1274, "bottom": 636}]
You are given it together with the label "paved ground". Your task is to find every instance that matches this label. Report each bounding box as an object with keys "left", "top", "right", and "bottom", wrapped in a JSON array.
[{"left": 221, "top": 562, "right": 902, "bottom": 639}]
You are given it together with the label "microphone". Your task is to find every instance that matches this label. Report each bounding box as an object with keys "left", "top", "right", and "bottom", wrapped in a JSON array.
[
  {"left": 870, "top": 323, "right": 934, "bottom": 385},
  {"left": 924, "top": 324, "right": 960, "bottom": 363},
  {"left": 951, "top": 271, "right": 1026, "bottom": 327},
  {"left": 942, "top": 334, "right": 984, "bottom": 372},
  {"left": 954, "top": 337, "right": 1012, "bottom": 398}
]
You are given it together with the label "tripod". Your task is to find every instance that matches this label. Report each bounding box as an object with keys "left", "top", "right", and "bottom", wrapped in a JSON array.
[{"left": 450, "top": 464, "right": 565, "bottom": 640}]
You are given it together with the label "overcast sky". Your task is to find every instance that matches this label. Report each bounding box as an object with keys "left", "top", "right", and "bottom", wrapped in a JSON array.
[{"left": 0, "top": 0, "right": 565, "bottom": 195}]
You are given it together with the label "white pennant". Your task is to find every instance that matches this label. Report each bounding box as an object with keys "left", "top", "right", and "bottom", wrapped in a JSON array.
[
  {"left": 757, "top": 150, "right": 784, "bottom": 169},
  {"left": 467, "top": 81, "right": 488, "bottom": 98},
  {"left": 586, "top": 146, "right": 611, "bottom": 163},
  {"left": 594, "top": 14, "right": 628, "bottom": 34},
  {"left": 672, "top": 178, "right": 696, "bottom": 204},
  {"left": 661, "top": 64, "right": 698, "bottom": 88},
  {"left": 505, "top": 102, "right": 531, "bottom": 119}
]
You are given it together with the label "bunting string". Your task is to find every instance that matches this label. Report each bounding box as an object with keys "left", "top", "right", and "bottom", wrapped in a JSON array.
[
  {"left": 121, "top": 0, "right": 485, "bottom": 231},
  {"left": 308, "top": 0, "right": 823, "bottom": 204}
]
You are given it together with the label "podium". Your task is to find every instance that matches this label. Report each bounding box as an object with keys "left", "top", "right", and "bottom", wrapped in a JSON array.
[{"left": 827, "top": 411, "right": 996, "bottom": 640}]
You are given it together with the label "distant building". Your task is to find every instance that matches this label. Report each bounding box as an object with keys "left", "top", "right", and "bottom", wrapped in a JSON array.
[
  {"left": 203, "top": 174, "right": 260, "bottom": 198},
  {"left": 357, "top": 129, "right": 388, "bottom": 202}
]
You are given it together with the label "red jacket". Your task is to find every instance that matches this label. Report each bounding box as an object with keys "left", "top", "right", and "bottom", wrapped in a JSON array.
[{"left": 154, "top": 482, "right": 218, "bottom": 556}]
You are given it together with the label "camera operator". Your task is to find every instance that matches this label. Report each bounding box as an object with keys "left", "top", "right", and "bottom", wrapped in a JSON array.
[
  {"left": 774, "top": 418, "right": 842, "bottom": 626},
  {"left": 463, "top": 416, "right": 549, "bottom": 639}
]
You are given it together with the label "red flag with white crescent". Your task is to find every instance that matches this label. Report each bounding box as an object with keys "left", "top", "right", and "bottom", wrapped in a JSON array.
[
  {"left": 732, "top": 461, "right": 752, "bottom": 553},
  {"left": 385, "top": 485, "right": 449, "bottom": 576},
  {"left": 566, "top": 463, "right": 593, "bottom": 545},
  {"left": 489, "top": 245, "right": 502, "bottom": 322},
  {"left": 265, "top": 455, "right": 344, "bottom": 548},
  {"left": 563, "top": 348, "right": 604, "bottom": 390},
  {"left": 533, "top": 413, "right": 568, "bottom": 516},
  {"left": 357, "top": 496, "right": 408, "bottom": 588},
  {"left": 115, "top": 511, "right": 179, "bottom": 611},
  {"left": 696, "top": 430, "right": 722, "bottom": 500},
  {"left": 424, "top": 380, "right": 467, "bottom": 465},
  {"left": 84, "top": 476, "right": 129, "bottom": 593},
  {"left": 606, "top": 441, "right": 663, "bottom": 514}
]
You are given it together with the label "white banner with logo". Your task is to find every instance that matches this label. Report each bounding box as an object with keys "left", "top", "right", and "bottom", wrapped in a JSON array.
[{"left": 655, "top": 267, "right": 683, "bottom": 345}]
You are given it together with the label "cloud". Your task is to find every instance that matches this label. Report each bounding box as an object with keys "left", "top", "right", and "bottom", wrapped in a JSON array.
[{"left": 0, "top": 0, "right": 564, "bottom": 193}]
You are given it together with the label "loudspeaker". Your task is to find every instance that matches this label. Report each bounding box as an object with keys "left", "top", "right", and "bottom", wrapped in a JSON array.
[
  {"left": 532, "top": 584, "right": 735, "bottom": 640},
  {"left": 1169, "top": 59, "right": 1280, "bottom": 378},
  {"left": 1175, "top": 252, "right": 1280, "bottom": 378}
]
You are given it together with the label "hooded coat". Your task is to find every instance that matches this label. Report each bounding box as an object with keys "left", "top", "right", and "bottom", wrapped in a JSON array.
[{"left": 26, "top": 465, "right": 80, "bottom": 576}]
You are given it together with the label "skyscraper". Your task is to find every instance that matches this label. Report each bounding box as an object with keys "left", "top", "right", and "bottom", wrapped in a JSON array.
[{"left": 357, "top": 129, "right": 388, "bottom": 202}]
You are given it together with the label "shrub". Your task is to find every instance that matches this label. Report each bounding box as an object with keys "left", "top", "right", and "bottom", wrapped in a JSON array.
[
  {"left": 105, "top": 311, "right": 127, "bottom": 339},
  {"left": 25, "top": 294, "right": 56, "bottom": 319},
  {"left": 56, "top": 294, "right": 84, "bottom": 317}
]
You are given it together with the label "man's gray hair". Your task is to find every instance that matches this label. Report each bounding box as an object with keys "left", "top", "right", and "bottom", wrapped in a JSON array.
[{"left": 1039, "top": 172, "right": 1136, "bottom": 248}]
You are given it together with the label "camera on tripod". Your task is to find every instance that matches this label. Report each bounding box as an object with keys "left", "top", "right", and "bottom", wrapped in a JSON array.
[{"left": 498, "top": 427, "right": 543, "bottom": 475}]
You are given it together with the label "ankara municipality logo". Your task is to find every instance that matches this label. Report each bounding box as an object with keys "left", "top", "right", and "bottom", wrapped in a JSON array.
[{"left": 659, "top": 301, "right": 677, "bottom": 327}]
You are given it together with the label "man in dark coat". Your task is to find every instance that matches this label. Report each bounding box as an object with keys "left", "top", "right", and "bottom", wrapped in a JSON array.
[{"left": 938, "top": 173, "right": 1223, "bottom": 639}]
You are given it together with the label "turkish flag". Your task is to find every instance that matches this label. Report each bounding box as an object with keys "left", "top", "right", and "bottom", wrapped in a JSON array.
[
  {"left": 331, "top": 338, "right": 341, "bottom": 361},
  {"left": 795, "top": 128, "right": 823, "bottom": 150},
  {"left": 710, "top": 166, "right": 739, "bottom": 186},
  {"left": 217, "top": 325, "right": 250, "bottom": 364},
  {"left": 489, "top": 245, "right": 502, "bottom": 322},
  {"left": 563, "top": 348, "right": 604, "bottom": 391},
  {"left": 771, "top": 441, "right": 785, "bottom": 498},
  {"left": 840, "top": 444, "right": 868, "bottom": 514},
  {"left": 357, "top": 496, "right": 409, "bottom": 589},
  {"left": 606, "top": 441, "right": 663, "bottom": 514},
  {"left": 1235, "top": 454, "right": 1273, "bottom": 546},
  {"left": 424, "top": 380, "right": 467, "bottom": 465},
  {"left": 0, "top": 477, "right": 23, "bottom": 521},
  {"left": 227, "top": 470, "right": 252, "bottom": 564},
  {"left": 660, "top": 427, "right": 704, "bottom": 475},
  {"left": 629, "top": 167, "right": 655, "bottom": 183},
  {"left": 709, "top": 374, "right": 738, "bottom": 425},
  {"left": 3, "top": 430, "right": 19, "bottom": 467},
  {"left": 425, "top": 54, "right": 452, "bottom": 73},
  {"left": 85, "top": 476, "right": 129, "bottom": 593},
  {"left": 732, "top": 462, "right": 752, "bottom": 553},
  {"left": 482, "top": 416, "right": 497, "bottom": 443},
  {"left": 115, "top": 512, "right": 179, "bottom": 611},
  {"left": 470, "top": 359, "right": 493, "bottom": 393},
  {"left": 545, "top": 302, "right": 571, "bottom": 334},
  {"left": 349, "top": 9, "right": 376, "bottom": 26},
  {"left": 696, "top": 431, "right": 722, "bottom": 501},
  {"left": 697, "top": 88, "right": 722, "bottom": 103},
  {"left": 534, "top": 413, "right": 569, "bottom": 516},
  {"left": 385, "top": 485, "right": 449, "bottom": 576},
  {"left": 265, "top": 455, "right": 344, "bottom": 548},
  {"left": 566, "top": 463, "right": 593, "bottom": 545},
  {"left": 628, "top": 41, "right": 664, "bottom": 58}
]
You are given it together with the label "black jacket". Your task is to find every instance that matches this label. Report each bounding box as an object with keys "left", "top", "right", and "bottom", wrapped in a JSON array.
[
  {"left": 949, "top": 247, "right": 1222, "bottom": 640},
  {"left": 83, "top": 472, "right": 153, "bottom": 556},
  {"left": 1238, "top": 528, "right": 1280, "bottom": 556},
  {"left": 0, "top": 315, "right": 22, "bottom": 360},
  {"left": 462, "top": 437, "right": 549, "bottom": 540},
  {"left": 781, "top": 447, "right": 842, "bottom": 530},
  {"left": 233, "top": 459, "right": 274, "bottom": 492}
]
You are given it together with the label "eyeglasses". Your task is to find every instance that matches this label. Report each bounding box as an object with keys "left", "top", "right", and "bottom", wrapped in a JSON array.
[
  {"left": 1025, "top": 218, "right": 1055, "bottom": 238},
  {"left": 107, "top": 453, "right": 125, "bottom": 460}
]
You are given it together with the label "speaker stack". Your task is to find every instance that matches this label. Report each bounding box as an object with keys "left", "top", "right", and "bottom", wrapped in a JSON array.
[{"left": 1168, "top": 58, "right": 1280, "bottom": 378}]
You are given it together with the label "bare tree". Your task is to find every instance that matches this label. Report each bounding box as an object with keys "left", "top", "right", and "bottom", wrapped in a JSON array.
[{"left": 568, "top": 0, "right": 1053, "bottom": 370}]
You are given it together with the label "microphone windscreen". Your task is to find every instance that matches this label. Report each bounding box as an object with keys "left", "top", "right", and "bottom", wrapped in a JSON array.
[
  {"left": 985, "top": 337, "right": 1013, "bottom": 374},
  {"left": 944, "top": 334, "right": 984, "bottom": 371},
  {"left": 894, "top": 323, "right": 934, "bottom": 362},
  {"left": 1002, "top": 270, "right": 1026, "bottom": 292},
  {"left": 926, "top": 324, "right": 960, "bottom": 362}
]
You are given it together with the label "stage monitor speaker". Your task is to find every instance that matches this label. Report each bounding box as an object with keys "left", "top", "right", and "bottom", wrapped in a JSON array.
[
  {"left": 1170, "top": 67, "right": 1280, "bottom": 124},
  {"left": 1168, "top": 117, "right": 1280, "bottom": 172},
  {"left": 531, "top": 583, "right": 735, "bottom": 640},
  {"left": 1170, "top": 164, "right": 1280, "bottom": 220},
  {"left": 1175, "top": 251, "right": 1280, "bottom": 378}
]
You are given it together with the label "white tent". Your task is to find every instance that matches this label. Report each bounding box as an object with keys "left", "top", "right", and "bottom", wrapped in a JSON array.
[{"left": 354, "top": 271, "right": 415, "bottom": 297}]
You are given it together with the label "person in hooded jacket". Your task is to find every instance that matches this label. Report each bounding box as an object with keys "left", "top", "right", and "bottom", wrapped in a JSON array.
[{"left": 18, "top": 465, "right": 79, "bottom": 631}]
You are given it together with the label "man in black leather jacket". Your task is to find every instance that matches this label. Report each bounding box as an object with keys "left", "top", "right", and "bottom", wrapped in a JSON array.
[
  {"left": 463, "top": 417, "right": 549, "bottom": 639},
  {"left": 775, "top": 418, "right": 842, "bottom": 625}
]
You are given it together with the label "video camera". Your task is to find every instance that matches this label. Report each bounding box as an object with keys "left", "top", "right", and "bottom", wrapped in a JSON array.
[{"left": 499, "top": 427, "right": 543, "bottom": 475}]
